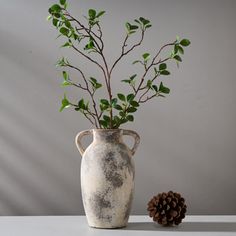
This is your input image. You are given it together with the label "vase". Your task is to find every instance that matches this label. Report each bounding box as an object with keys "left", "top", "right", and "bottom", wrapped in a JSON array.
[{"left": 75, "top": 129, "right": 140, "bottom": 228}]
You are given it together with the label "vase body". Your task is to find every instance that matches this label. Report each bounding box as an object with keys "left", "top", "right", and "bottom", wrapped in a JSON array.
[{"left": 75, "top": 129, "right": 140, "bottom": 228}]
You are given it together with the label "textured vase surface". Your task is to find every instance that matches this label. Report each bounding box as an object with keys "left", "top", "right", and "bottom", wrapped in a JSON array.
[{"left": 75, "top": 129, "right": 140, "bottom": 228}]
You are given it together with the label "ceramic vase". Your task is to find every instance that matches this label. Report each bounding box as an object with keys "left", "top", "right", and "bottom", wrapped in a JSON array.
[{"left": 75, "top": 129, "right": 140, "bottom": 228}]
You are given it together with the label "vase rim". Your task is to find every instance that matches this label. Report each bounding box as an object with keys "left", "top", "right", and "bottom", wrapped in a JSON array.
[{"left": 92, "top": 128, "right": 122, "bottom": 132}]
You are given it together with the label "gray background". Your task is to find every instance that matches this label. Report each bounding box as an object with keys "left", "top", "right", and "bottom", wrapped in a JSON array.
[{"left": 0, "top": 0, "right": 236, "bottom": 215}]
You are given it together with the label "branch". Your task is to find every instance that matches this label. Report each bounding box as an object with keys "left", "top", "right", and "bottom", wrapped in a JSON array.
[
  {"left": 62, "top": 9, "right": 112, "bottom": 126},
  {"left": 134, "top": 41, "right": 175, "bottom": 97},
  {"left": 151, "top": 42, "right": 176, "bottom": 65},
  {"left": 70, "top": 103, "right": 96, "bottom": 126},
  {"left": 65, "top": 63, "right": 101, "bottom": 128},
  {"left": 64, "top": 11, "right": 101, "bottom": 42},
  {"left": 139, "top": 93, "right": 160, "bottom": 103},
  {"left": 110, "top": 29, "right": 145, "bottom": 75}
]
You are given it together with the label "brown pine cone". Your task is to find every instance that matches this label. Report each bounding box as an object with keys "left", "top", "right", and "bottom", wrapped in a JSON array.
[{"left": 147, "top": 191, "right": 187, "bottom": 226}]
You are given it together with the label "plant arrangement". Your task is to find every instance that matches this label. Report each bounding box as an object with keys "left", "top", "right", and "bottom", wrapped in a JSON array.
[{"left": 47, "top": 0, "right": 190, "bottom": 129}]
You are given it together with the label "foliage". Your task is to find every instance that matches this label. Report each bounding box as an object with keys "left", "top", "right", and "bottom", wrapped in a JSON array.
[{"left": 47, "top": 0, "right": 191, "bottom": 128}]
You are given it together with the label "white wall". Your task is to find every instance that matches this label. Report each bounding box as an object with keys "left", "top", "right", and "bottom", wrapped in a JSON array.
[{"left": 0, "top": 0, "right": 236, "bottom": 215}]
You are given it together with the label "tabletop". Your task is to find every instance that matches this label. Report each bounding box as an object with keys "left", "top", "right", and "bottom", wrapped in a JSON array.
[{"left": 0, "top": 215, "right": 236, "bottom": 236}]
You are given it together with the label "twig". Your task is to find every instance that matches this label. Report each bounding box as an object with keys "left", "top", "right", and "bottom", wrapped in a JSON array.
[{"left": 110, "top": 29, "right": 145, "bottom": 75}]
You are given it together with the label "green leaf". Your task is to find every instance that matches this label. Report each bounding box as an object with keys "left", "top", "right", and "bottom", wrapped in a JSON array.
[
  {"left": 50, "top": 4, "right": 61, "bottom": 12},
  {"left": 47, "top": 15, "right": 52, "bottom": 21},
  {"left": 100, "top": 99, "right": 109, "bottom": 106},
  {"left": 84, "top": 38, "right": 95, "bottom": 50},
  {"left": 52, "top": 18, "right": 59, "bottom": 27},
  {"left": 180, "top": 39, "right": 191, "bottom": 47},
  {"left": 78, "top": 99, "right": 86, "bottom": 110},
  {"left": 147, "top": 80, "right": 152, "bottom": 88},
  {"left": 103, "top": 115, "right": 110, "bottom": 122},
  {"left": 60, "top": 94, "right": 70, "bottom": 112},
  {"left": 119, "top": 111, "right": 126, "bottom": 117},
  {"left": 113, "top": 115, "right": 121, "bottom": 127},
  {"left": 145, "top": 24, "right": 152, "bottom": 29},
  {"left": 89, "top": 77, "right": 102, "bottom": 89},
  {"left": 127, "top": 115, "right": 134, "bottom": 121},
  {"left": 111, "top": 98, "right": 118, "bottom": 107},
  {"left": 96, "top": 10, "right": 106, "bottom": 18},
  {"left": 159, "top": 63, "right": 167, "bottom": 70},
  {"left": 159, "top": 82, "right": 170, "bottom": 94},
  {"left": 178, "top": 45, "right": 184, "bottom": 54},
  {"left": 132, "top": 60, "right": 142, "bottom": 65},
  {"left": 88, "top": 9, "right": 96, "bottom": 19},
  {"left": 62, "top": 81, "right": 71, "bottom": 86},
  {"left": 139, "top": 17, "right": 150, "bottom": 26},
  {"left": 127, "top": 93, "right": 135, "bottom": 102},
  {"left": 62, "top": 71, "right": 68, "bottom": 80},
  {"left": 60, "top": 0, "right": 66, "bottom": 5},
  {"left": 60, "top": 41, "right": 71, "bottom": 48},
  {"left": 173, "top": 55, "right": 182, "bottom": 62},
  {"left": 99, "top": 120, "right": 108, "bottom": 128},
  {"left": 154, "top": 67, "right": 158, "bottom": 75},
  {"left": 125, "top": 22, "right": 131, "bottom": 30},
  {"left": 114, "top": 104, "right": 123, "bottom": 110},
  {"left": 130, "top": 100, "right": 139, "bottom": 107},
  {"left": 142, "top": 53, "right": 150, "bottom": 62},
  {"left": 129, "top": 24, "right": 139, "bottom": 30},
  {"left": 174, "top": 44, "right": 179, "bottom": 54},
  {"left": 152, "top": 85, "right": 158, "bottom": 92},
  {"left": 60, "top": 27, "right": 69, "bottom": 36},
  {"left": 121, "top": 79, "right": 130, "bottom": 83},
  {"left": 100, "top": 104, "right": 109, "bottom": 111},
  {"left": 130, "top": 74, "right": 137, "bottom": 80},
  {"left": 127, "top": 107, "right": 137, "bottom": 113},
  {"left": 64, "top": 20, "right": 71, "bottom": 28},
  {"left": 56, "top": 57, "right": 67, "bottom": 67},
  {"left": 117, "top": 93, "right": 126, "bottom": 101},
  {"left": 160, "top": 70, "right": 170, "bottom": 75}
]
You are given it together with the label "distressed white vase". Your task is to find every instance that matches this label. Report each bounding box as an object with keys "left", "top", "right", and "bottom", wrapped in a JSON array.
[{"left": 75, "top": 129, "right": 140, "bottom": 228}]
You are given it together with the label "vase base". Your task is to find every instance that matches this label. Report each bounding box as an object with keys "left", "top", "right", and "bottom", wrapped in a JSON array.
[{"left": 89, "top": 224, "right": 127, "bottom": 229}]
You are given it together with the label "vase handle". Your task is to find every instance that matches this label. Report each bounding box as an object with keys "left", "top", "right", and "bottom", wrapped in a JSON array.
[
  {"left": 123, "top": 129, "right": 140, "bottom": 156},
  {"left": 75, "top": 130, "right": 92, "bottom": 156}
]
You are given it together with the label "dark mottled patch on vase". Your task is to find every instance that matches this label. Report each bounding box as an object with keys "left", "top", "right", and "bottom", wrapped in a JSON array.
[
  {"left": 118, "top": 146, "right": 134, "bottom": 175},
  {"left": 105, "top": 172, "right": 123, "bottom": 188},
  {"left": 89, "top": 191, "right": 112, "bottom": 222},
  {"left": 102, "top": 151, "right": 124, "bottom": 188}
]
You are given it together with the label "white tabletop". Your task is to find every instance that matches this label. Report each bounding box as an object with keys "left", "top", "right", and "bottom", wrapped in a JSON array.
[{"left": 0, "top": 215, "right": 235, "bottom": 236}]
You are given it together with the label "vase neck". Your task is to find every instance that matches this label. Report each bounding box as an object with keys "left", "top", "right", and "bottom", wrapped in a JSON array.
[{"left": 93, "top": 129, "right": 123, "bottom": 143}]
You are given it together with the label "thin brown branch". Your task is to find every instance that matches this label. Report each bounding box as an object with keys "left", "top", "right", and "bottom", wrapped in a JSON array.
[
  {"left": 69, "top": 82, "right": 87, "bottom": 90},
  {"left": 151, "top": 42, "right": 175, "bottom": 65},
  {"left": 71, "top": 45, "right": 104, "bottom": 74},
  {"left": 139, "top": 93, "right": 159, "bottom": 103},
  {"left": 134, "top": 41, "right": 175, "bottom": 98},
  {"left": 65, "top": 63, "right": 101, "bottom": 128},
  {"left": 110, "top": 29, "right": 145, "bottom": 75},
  {"left": 70, "top": 103, "right": 96, "bottom": 126}
]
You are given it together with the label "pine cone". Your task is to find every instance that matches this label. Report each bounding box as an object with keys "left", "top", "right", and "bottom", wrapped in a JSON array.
[{"left": 147, "top": 191, "right": 187, "bottom": 226}]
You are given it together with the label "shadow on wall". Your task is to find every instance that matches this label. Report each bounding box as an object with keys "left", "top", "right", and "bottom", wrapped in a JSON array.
[
  {"left": 0, "top": 97, "right": 81, "bottom": 215},
  {"left": 0, "top": 29, "right": 82, "bottom": 215}
]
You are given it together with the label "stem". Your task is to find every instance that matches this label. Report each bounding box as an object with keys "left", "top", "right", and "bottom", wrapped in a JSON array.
[
  {"left": 135, "top": 42, "right": 175, "bottom": 97},
  {"left": 139, "top": 93, "right": 160, "bottom": 103},
  {"left": 110, "top": 29, "right": 145, "bottom": 76},
  {"left": 70, "top": 103, "right": 96, "bottom": 126},
  {"left": 65, "top": 10, "right": 112, "bottom": 121},
  {"left": 65, "top": 63, "right": 101, "bottom": 128}
]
